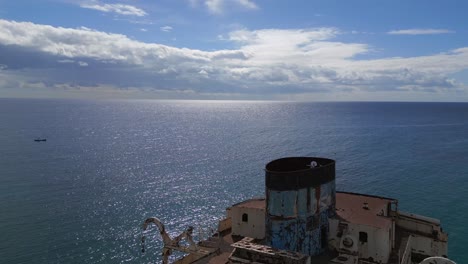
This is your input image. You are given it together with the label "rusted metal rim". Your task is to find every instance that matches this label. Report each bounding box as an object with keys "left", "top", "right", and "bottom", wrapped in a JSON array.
[{"left": 265, "top": 157, "right": 335, "bottom": 191}]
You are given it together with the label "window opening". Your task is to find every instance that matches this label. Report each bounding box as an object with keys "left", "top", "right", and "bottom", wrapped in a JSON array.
[
  {"left": 242, "top": 213, "right": 248, "bottom": 222},
  {"left": 321, "top": 227, "right": 327, "bottom": 248},
  {"left": 359, "top": 232, "right": 368, "bottom": 243}
]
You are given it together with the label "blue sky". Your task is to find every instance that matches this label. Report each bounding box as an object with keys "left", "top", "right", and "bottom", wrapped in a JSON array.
[{"left": 0, "top": 0, "right": 467, "bottom": 101}]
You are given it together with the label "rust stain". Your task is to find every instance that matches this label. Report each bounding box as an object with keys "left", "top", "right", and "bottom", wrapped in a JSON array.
[{"left": 315, "top": 186, "right": 321, "bottom": 213}]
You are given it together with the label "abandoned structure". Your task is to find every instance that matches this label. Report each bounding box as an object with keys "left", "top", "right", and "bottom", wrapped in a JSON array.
[{"left": 142, "top": 157, "right": 453, "bottom": 264}]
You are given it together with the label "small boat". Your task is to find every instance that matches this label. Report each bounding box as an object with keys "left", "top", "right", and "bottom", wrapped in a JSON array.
[{"left": 34, "top": 138, "right": 47, "bottom": 142}]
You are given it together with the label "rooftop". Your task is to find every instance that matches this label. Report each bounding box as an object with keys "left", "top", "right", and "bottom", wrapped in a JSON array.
[
  {"left": 229, "top": 198, "right": 265, "bottom": 210},
  {"left": 229, "top": 193, "right": 397, "bottom": 229},
  {"left": 335, "top": 192, "right": 396, "bottom": 229}
]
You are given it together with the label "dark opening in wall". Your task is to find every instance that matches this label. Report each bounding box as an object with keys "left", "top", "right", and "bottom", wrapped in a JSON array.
[
  {"left": 359, "top": 232, "right": 368, "bottom": 243},
  {"left": 321, "top": 227, "right": 327, "bottom": 248},
  {"left": 242, "top": 213, "right": 248, "bottom": 222}
]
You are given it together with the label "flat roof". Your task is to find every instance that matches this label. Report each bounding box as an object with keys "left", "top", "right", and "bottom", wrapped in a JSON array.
[
  {"left": 230, "top": 198, "right": 265, "bottom": 210},
  {"left": 336, "top": 192, "right": 396, "bottom": 229},
  {"left": 230, "top": 193, "right": 396, "bottom": 229}
]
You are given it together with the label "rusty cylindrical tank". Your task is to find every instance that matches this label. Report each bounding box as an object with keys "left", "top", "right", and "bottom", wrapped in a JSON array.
[{"left": 265, "top": 157, "right": 336, "bottom": 256}]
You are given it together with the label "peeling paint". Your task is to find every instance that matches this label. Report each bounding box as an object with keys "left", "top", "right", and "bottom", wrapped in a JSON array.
[{"left": 265, "top": 157, "right": 336, "bottom": 256}]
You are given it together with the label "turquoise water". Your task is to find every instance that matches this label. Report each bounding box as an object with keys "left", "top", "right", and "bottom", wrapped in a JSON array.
[{"left": 0, "top": 99, "right": 467, "bottom": 263}]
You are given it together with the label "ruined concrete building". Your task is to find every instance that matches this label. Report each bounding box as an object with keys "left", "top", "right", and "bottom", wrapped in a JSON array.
[{"left": 142, "top": 157, "right": 453, "bottom": 264}]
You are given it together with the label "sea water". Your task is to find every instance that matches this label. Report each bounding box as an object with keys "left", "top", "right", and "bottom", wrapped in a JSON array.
[{"left": 1, "top": 99, "right": 467, "bottom": 263}]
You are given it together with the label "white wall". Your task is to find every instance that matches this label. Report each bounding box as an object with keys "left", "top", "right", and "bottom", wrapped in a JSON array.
[
  {"left": 397, "top": 216, "right": 433, "bottom": 235},
  {"left": 329, "top": 221, "right": 392, "bottom": 263},
  {"left": 328, "top": 218, "right": 340, "bottom": 251},
  {"left": 230, "top": 206, "right": 265, "bottom": 239},
  {"left": 411, "top": 235, "right": 448, "bottom": 258},
  {"left": 356, "top": 224, "right": 391, "bottom": 263},
  {"left": 396, "top": 211, "right": 448, "bottom": 242}
]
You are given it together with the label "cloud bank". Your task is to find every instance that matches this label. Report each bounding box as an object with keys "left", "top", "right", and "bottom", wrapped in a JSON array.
[
  {"left": 387, "top": 29, "right": 455, "bottom": 35},
  {"left": 0, "top": 19, "right": 467, "bottom": 100}
]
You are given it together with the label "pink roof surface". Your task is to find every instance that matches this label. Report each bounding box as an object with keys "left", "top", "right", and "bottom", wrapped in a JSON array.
[{"left": 336, "top": 192, "right": 395, "bottom": 229}]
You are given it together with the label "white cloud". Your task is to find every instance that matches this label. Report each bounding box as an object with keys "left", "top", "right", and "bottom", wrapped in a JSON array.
[
  {"left": 237, "top": 0, "right": 257, "bottom": 9},
  {"left": 205, "top": 0, "right": 223, "bottom": 13},
  {"left": 58, "top": 59, "right": 75, "bottom": 64},
  {"left": 58, "top": 59, "right": 88, "bottom": 67},
  {"left": 192, "top": 0, "right": 258, "bottom": 14},
  {"left": 0, "top": 19, "right": 244, "bottom": 65},
  {"left": 387, "top": 29, "right": 455, "bottom": 35},
  {"left": 0, "top": 19, "right": 467, "bottom": 100},
  {"left": 227, "top": 28, "right": 367, "bottom": 66},
  {"left": 80, "top": 2, "right": 147, "bottom": 17},
  {"left": 160, "top": 26, "right": 173, "bottom": 32}
]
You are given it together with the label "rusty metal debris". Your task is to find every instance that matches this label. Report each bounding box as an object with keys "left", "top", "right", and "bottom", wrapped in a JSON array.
[{"left": 141, "top": 217, "right": 197, "bottom": 264}]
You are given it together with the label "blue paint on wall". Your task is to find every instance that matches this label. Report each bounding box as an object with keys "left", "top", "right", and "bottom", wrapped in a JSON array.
[{"left": 266, "top": 182, "right": 335, "bottom": 256}]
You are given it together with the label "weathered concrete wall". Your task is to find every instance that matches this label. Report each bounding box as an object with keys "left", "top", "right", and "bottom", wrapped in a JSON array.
[
  {"left": 397, "top": 212, "right": 435, "bottom": 235},
  {"left": 266, "top": 180, "right": 335, "bottom": 256},
  {"left": 230, "top": 206, "right": 265, "bottom": 239},
  {"left": 329, "top": 222, "right": 392, "bottom": 263},
  {"left": 411, "top": 235, "right": 448, "bottom": 258},
  {"left": 217, "top": 217, "right": 231, "bottom": 233},
  {"left": 355, "top": 224, "right": 391, "bottom": 263},
  {"left": 396, "top": 211, "right": 448, "bottom": 242},
  {"left": 264, "top": 157, "right": 337, "bottom": 256}
]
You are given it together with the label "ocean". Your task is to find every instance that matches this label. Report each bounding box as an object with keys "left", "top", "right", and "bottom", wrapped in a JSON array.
[{"left": 0, "top": 98, "right": 467, "bottom": 263}]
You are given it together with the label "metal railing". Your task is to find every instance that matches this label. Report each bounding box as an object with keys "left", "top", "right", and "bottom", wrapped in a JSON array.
[{"left": 400, "top": 235, "right": 413, "bottom": 264}]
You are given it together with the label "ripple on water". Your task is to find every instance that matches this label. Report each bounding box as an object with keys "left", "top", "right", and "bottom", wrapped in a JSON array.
[{"left": 1, "top": 100, "right": 467, "bottom": 263}]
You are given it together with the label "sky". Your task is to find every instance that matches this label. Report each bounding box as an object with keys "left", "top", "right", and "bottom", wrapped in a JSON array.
[{"left": 0, "top": 0, "right": 467, "bottom": 101}]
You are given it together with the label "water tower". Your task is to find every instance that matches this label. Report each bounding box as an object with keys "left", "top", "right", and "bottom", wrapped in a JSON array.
[{"left": 265, "top": 157, "right": 336, "bottom": 256}]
